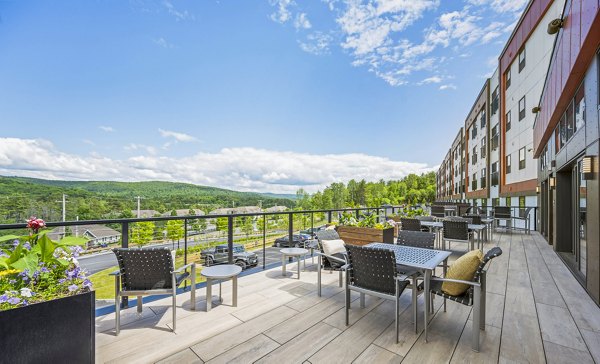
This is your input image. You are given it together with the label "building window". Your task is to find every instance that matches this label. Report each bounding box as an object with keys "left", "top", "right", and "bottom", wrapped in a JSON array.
[
  {"left": 482, "top": 198, "right": 487, "bottom": 207},
  {"left": 472, "top": 146, "right": 477, "bottom": 164},
  {"left": 481, "top": 167, "right": 486, "bottom": 188},
  {"left": 519, "top": 147, "right": 526, "bottom": 169},
  {"left": 518, "top": 96, "right": 526, "bottom": 121},
  {"left": 481, "top": 138, "right": 486, "bottom": 158},
  {"left": 506, "top": 197, "right": 511, "bottom": 207},
  {"left": 566, "top": 100, "right": 574, "bottom": 140},
  {"left": 559, "top": 113, "right": 566, "bottom": 150},
  {"left": 574, "top": 83, "right": 585, "bottom": 131},
  {"left": 480, "top": 109, "right": 486, "bottom": 128},
  {"left": 506, "top": 154, "right": 512, "bottom": 174},
  {"left": 518, "top": 48, "right": 526, "bottom": 72},
  {"left": 506, "top": 68, "right": 511, "bottom": 89},
  {"left": 491, "top": 125, "right": 499, "bottom": 150},
  {"left": 491, "top": 87, "right": 499, "bottom": 115},
  {"left": 472, "top": 172, "right": 477, "bottom": 191},
  {"left": 472, "top": 125, "right": 478, "bottom": 139},
  {"left": 493, "top": 198, "right": 499, "bottom": 207},
  {"left": 506, "top": 110, "right": 512, "bottom": 131},
  {"left": 519, "top": 196, "right": 526, "bottom": 208}
]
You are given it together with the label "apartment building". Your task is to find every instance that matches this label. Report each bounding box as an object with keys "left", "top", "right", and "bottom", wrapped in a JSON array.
[
  {"left": 489, "top": 68, "right": 502, "bottom": 207},
  {"left": 533, "top": 0, "right": 600, "bottom": 304},
  {"left": 450, "top": 128, "right": 465, "bottom": 200},
  {"left": 436, "top": 149, "right": 453, "bottom": 200},
  {"left": 464, "top": 80, "right": 491, "bottom": 207},
  {"left": 499, "top": 0, "right": 566, "bottom": 220}
]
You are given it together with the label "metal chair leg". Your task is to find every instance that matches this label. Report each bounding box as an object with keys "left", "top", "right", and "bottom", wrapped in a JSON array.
[
  {"left": 472, "top": 285, "right": 481, "bottom": 352},
  {"left": 395, "top": 283, "right": 400, "bottom": 344},
  {"left": 114, "top": 276, "right": 121, "bottom": 336},
  {"left": 317, "top": 255, "right": 322, "bottom": 297},
  {"left": 345, "top": 272, "right": 350, "bottom": 326},
  {"left": 137, "top": 296, "right": 143, "bottom": 314},
  {"left": 360, "top": 293, "right": 366, "bottom": 308},
  {"left": 191, "top": 264, "right": 196, "bottom": 310},
  {"left": 172, "top": 289, "right": 177, "bottom": 333},
  {"left": 338, "top": 270, "right": 343, "bottom": 287}
]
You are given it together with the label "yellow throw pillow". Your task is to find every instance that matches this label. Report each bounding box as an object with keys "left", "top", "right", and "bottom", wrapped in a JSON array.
[{"left": 442, "top": 250, "right": 483, "bottom": 296}]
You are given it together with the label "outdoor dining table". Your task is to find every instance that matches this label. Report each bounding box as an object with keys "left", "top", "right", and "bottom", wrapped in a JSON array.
[
  {"left": 366, "top": 243, "right": 451, "bottom": 337},
  {"left": 420, "top": 221, "right": 487, "bottom": 250}
]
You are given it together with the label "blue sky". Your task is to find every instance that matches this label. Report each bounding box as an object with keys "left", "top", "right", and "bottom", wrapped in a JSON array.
[{"left": 0, "top": 0, "right": 526, "bottom": 193}]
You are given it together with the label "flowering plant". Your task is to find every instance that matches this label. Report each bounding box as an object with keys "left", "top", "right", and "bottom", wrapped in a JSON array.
[{"left": 0, "top": 217, "right": 92, "bottom": 311}]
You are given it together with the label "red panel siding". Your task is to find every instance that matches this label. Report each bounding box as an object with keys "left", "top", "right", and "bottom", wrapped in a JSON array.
[{"left": 533, "top": 0, "right": 600, "bottom": 156}]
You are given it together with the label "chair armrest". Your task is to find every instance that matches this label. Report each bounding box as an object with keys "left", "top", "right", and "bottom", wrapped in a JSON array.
[
  {"left": 109, "top": 270, "right": 121, "bottom": 276},
  {"left": 173, "top": 263, "right": 195, "bottom": 273},
  {"left": 430, "top": 277, "right": 480, "bottom": 287},
  {"left": 340, "top": 263, "right": 351, "bottom": 271},
  {"left": 315, "top": 251, "right": 347, "bottom": 264}
]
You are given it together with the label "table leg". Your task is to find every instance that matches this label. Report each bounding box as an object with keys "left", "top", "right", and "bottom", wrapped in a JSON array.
[
  {"left": 219, "top": 281, "right": 222, "bottom": 303},
  {"left": 297, "top": 256, "right": 301, "bottom": 279},
  {"left": 282, "top": 254, "right": 286, "bottom": 276},
  {"left": 412, "top": 275, "right": 418, "bottom": 333},
  {"left": 206, "top": 278, "right": 212, "bottom": 312},
  {"left": 424, "top": 269, "right": 431, "bottom": 342},
  {"left": 232, "top": 276, "right": 238, "bottom": 307}
]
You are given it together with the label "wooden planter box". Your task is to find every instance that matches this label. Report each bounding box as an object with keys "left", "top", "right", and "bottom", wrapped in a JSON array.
[
  {"left": 336, "top": 226, "right": 395, "bottom": 246},
  {"left": 0, "top": 291, "right": 95, "bottom": 363}
]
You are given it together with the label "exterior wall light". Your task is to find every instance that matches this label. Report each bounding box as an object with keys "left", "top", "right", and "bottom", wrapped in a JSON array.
[
  {"left": 532, "top": 106, "right": 541, "bottom": 113},
  {"left": 582, "top": 156, "right": 596, "bottom": 180},
  {"left": 536, "top": 185, "right": 540, "bottom": 194},
  {"left": 547, "top": 18, "right": 563, "bottom": 34},
  {"left": 549, "top": 176, "right": 556, "bottom": 188}
]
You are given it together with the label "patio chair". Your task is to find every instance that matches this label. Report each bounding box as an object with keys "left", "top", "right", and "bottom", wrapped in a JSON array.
[
  {"left": 111, "top": 247, "right": 196, "bottom": 335},
  {"left": 400, "top": 218, "right": 421, "bottom": 232},
  {"left": 512, "top": 207, "right": 533, "bottom": 234},
  {"left": 493, "top": 206, "right": 512, "bottom": 231},
  {"left": 431, "top": 205, "right": 445, "bottom": 219},
  {"left": 344, "top": 244, "right": 410, "bottom": 343},
  {"left": 315, "top": 230, "right": 347, "bottom": 297},
  {"left": 463, "top": 214, "right": 482, "bottom": 225},
  {"left": 427, "top": 247, "right": 503, "bottom": 351},
  {"left": 442, "top": 220, "right": 475, "bottom": 251},
  {"left": 416, "top": 215, "right": 435, "bottom": 232}
]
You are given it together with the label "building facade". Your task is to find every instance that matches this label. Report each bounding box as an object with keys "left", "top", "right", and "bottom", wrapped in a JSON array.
[
  {"left": 465, "top": 81, "right": 491, "bottom": 206},
  {"left": 533, "top": 0, "right": 600, "bottom": 304}
]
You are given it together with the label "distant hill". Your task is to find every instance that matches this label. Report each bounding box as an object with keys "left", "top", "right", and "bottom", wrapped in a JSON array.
[
  {"left": 0, "top": 176, "right": 294, "bottom": 223},
  {"left": 261, "top": 192, "right": 297, "bottom": 200}
]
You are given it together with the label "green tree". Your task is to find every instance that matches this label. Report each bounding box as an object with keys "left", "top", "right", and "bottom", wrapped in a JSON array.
[
  {"left": 215, "top": 217, "right": 229, "bottom": 236},
  {"left": 130, "top": 221, "right": 155, "bottom": 247},
  {"left": 166, "top": 219, "right": 184, "bottom": 243}
]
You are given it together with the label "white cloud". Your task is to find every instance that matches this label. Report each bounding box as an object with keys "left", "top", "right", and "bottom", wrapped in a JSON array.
[
  {"left": 439, "top": 83, "right": 456, "bottom": 90},
  {"left": 124, "top": 143, "right": 158, "bottom": 155},
  {"left": 163, "top": 1, "right": 194, "bottom": 21},
  {"left": 467, "top": 0, "right": 527, "bottom": 14},
  {"left": 419, "top": 75, "right": 442, "bottom": 84},
  {"left": 294, "top": 13, "right": 312, "bottom": 29},
  {"left": 299, "top": 32, "right": 334, "bottom": 55},
  {"left": 270, "top": 0, "right": 295, "bottom": 24},
  {"left": 82, "top": 139, "right": 95, "bottom": 146},
  {"left": 158, "top": 128, "right": 197, "bottom": 142},
  {"left": 0, "top": 138, "right": 434, "bottom": 194},
  {"left": 99, "top": 126, "right": 114, "bottom": 132},
  {"left": 153, "top": 37, "right": 175, "bottom": 48}
]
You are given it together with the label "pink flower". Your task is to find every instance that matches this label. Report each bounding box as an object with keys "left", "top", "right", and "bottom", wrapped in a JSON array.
[{"left": 26, "top": 217, "right": 46, "bottom": 232}]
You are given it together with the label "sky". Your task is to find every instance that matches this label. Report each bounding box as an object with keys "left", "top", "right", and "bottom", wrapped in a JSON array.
[{"left": 0, "top": 0, "right": 527, "bottom": 194}]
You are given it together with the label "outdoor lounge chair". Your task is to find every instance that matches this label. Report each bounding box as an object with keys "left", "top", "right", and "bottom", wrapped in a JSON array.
[
  {"left": 493, "top": 206, "right": 512, "bottom": 231},
  {"left": 400, "top": 217, "right": 422, "bottom": 231},
  {"left": 344, "top": 244, "right": 409, "bottom": 343},
  {"left": 315, "top": 229, "right": 347, "bottom": 297},
  {"left": 513, "top": 207, "right": 533, "bottom": 234},
  {"left": 111, "top": 247, "right": 196, "bottom": 335},
  {"left": 442, "top": 220, "right": 475, "bottom": 251},
  {"left": 427, "top": 247, "right": 503, "bottom": 351}
]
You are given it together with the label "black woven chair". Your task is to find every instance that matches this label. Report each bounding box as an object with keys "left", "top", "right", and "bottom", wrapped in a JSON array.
[
  {"left": 400, "top": 218, "right": 421, "bottom": 232},
  {"left": 315, "top": 230, "right": 347, "bottom": 297},
  {"left": 442, "top": 220, "right": 475, "bottom": 251},
  {"left": 344, "top": 245, "right": 409, "bottom": 343},
  {"left": 416, "top": 215, "right": 435, "bottom": 232},
  {"left": 431, "top": 205, "right": 445, "bottom": 219},
  {"left": 512, "top": 207, "right": 533, "bottom": 234},
  {"left": 111, "top": 247, "right": 196, "bottom": 335},
  {"left": 493, "top": 206, "right": 512, "bottom": 231},
  {"left": 428, "top": 247, "right": 503, "bottom": 351},
  {"left": 463, "top": 214, "right": 482, "bottom": 225}
]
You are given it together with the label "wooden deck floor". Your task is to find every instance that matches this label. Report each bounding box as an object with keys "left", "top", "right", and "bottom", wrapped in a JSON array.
[{"left": 95, "top": 231, "right": 600, "bottom": 364}]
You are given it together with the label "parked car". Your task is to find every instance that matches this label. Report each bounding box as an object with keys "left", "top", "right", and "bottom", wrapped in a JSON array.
[
  {"left": 200, "top": 244, "right": 258, "bottom": 269},
  {"left": 299, "top": 226, "right": 326, "bottom": 236},
  {"left": 273, "top": 234, "right": 312, "bottom": 248}
]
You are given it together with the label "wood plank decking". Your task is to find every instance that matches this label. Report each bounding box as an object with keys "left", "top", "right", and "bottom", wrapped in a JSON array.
[{"left": 95, "top": 231, "right": 600, "bottom": 363}]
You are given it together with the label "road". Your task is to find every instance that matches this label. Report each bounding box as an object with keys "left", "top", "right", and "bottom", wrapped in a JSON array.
[{"left": 78, "top": 231, "right": 310, "bottom": 274}]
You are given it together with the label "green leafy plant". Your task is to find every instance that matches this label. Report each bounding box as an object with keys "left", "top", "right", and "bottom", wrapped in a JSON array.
[{"left": 0, "top": 217, "right": 92, "bottom": 311}]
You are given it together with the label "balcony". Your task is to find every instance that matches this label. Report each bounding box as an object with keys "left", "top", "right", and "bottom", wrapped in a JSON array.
[{"left": 94, "top": 231, "right": 600, "bottom": 363}]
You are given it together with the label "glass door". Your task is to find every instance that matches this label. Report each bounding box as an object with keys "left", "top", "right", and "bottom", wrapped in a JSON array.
[{"left": 571, "top": 161, "right": 587, "bottom": 278}]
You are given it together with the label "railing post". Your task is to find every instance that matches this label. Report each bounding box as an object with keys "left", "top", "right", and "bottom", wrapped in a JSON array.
[
  {"left": 327, "top": 211, "right": 332, "bottom": 224},
  {"left": 121, "top": 222, "right": 129, "bottom": 308},
  {"left": 262, "top": 214, "right": 266, "bottom": 270},
  {"left": 228, "top": 215, "right": 234, "bottom": 264},
  {"left": 311, "top": 213, "right": 314, "bottom": 235},
  {"left": 534, "top": 207, "right": 537, "bottom": 231},
  {"left": 355, "top": 209, "right": 360, "bottom": 219},
  {"left": 184, "top": 219, "right": 188, "bottom": 265},
  {"left": 288, "top": 213, "right": 293, "bottom": 246}
]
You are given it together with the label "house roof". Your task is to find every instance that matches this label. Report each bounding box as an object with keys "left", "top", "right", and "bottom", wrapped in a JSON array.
[
  {"left": 160, "top": 209, "right": 206, "bottom": 217},
  {"left": 264, "top": 206, "right": 288, "bottom": 213},
  {"left": 209, "top": 206, "right": 262, "bottom": 215},
  {"left": 48, "top": 224, "right": 121, "bottom": 240},
  {"left": 131, "top": 209, "right": 160, "bottom": 218}
]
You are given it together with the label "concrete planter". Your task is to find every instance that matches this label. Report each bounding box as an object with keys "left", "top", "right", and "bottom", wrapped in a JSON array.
[{"left": 336, "top": 226, "right": 395, "bottom": 246}]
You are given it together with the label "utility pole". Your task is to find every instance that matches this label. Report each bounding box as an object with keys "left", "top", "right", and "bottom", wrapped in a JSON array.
[
  {"left": 136, "top": 196, "right": 142, "bottom": 218},
  {"left": 258, "top": 200, "right": 263, "bottom": 209},
  {"left": 54, "top": 194, "right": 68, "bottom": 239}
]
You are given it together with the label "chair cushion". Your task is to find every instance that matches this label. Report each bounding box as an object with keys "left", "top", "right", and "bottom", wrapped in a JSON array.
[
  {"left": 442, "top": 250, "right": 483, "bottom": 296},
  {"left": 321, "top": 239, "right": 346, "bottom": 256}
]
